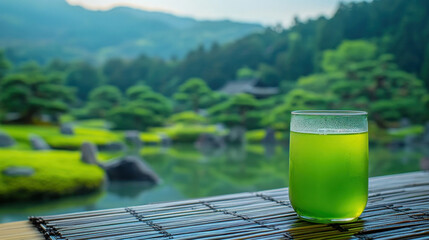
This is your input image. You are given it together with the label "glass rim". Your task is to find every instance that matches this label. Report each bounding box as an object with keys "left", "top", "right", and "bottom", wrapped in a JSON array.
[{"left": 291, "top": 110, "right": 367, "bottom": 116}]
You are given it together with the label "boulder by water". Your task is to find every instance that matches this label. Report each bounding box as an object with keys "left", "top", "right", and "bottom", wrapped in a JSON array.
[
  {"left": 423, "top": 122, "right": 429, "bottom": 144},
  {"left": 0, "top": 132, "right": 15, "bottom": 147},
  {"left": 60, "top": 124, "right": 74, "bottom": 135},
  {"left": 159, "top": 133, "right": 172, "bottom": 147},
  {"left": 102, "top": 156, "right": 160, "bottom": 183},
  {"left": 3, "top": 167, "right": 35, "bottom": 177},
  {"left": 195, "top": 133, "right": 225, "bottom": 150},
  {"left": 30, "top": 135, "right": 50, "bottom": 150},
  {"left": 262, "top": 127, "right": 276, "bottom": 145},
  {"left": 81, "top": 142, "right": 99, "bottom": 165},
  {"left": 225, "top": 126, "right": 246, "bottom": 145}
]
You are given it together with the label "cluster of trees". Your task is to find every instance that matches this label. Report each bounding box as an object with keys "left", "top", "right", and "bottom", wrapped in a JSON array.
[
  {"left": 1, "top": 39, "right": 427, "bottom": 131},
  {"left": 173, "top": 0, "right": 429, "bottom": 91}
]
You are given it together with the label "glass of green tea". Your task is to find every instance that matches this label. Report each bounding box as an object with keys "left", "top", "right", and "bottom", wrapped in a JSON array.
[{"left": 289, "top": 110, "right": 368, "bottom": 223}]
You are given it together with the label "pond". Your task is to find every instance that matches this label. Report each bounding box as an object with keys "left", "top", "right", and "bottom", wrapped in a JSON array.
[{"left": 0, "top": 143, "right": 426, "bottom": 223}]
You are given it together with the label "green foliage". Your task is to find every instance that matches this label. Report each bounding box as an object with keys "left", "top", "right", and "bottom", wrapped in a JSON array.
[
  {"left": 209, "top": 93, "right": 260, "bottom": 128},
  {"left": 0, "top": 65, "right": 75, "bottom": 123},
  {"left": 84, "top": 85, "right": 122, "bottom": 118},
  {"left": 168, "top": 111, "right": 207, "bottom": 124},
  {"left": 140, "top": 133, "right": 162, "bottom": 144},
  {"left": 72, "top": 119, "right": 111, "bottom": 129},
  {"left": 0, "top": 49, "right": 12, "bottom": 79},
  {"left": 291, "top": 41, "right": 427, "bottom": 127},
  {"left": 322, "top": 40, "right": 376, "bottom": 72},
  {"left": 256, "top": 63, "right": 281, "bottom": 87},
  {"left": 236, "top": 66, "right": 256, "bottom": 79},
  {"left": 0, "top": 150, "right": 104, "bottom": 202},
  {"left": 107, "top": 85, "right": 171, "bottom": 130},
  {"left": 388, "top": 125, "right": 425, "bottom": 138},
  {"left": 125, "top": 85, "right": 171, "bottom": 117},
  {"left": 263, "top": 89, "right": 332, "bottom": 130},
  {"left": 66, "top": 62, "right": 102, "bottom": 100},
  {"left": 108, "top": 107, "right": 159, "bottom": 131},
  {"left": 174, "top": 78, "right": 212, "bottom": 112},
  {"left": 245, "top": 129, "right": 284, "bottom": 143},
  {"left": 149, "top": 124, "right": 218, "bottom": 143}
]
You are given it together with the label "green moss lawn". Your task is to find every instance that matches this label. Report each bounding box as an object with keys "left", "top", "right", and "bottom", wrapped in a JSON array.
[
  {"left": 0, "top": 125, "right": 122, "bottom": 149},
  {"left": 0, "top": 149, "right": 106, "bottom": 202}
]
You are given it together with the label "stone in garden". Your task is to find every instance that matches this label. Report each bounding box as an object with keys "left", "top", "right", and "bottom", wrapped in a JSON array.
[
  {"left": 0, "top": 132, "right": 15, "bottom": 147},
  {"left": 195, "top": 133, "right": 225, "bottom": 150},
  {"left": 99, "top": 142, "right": 126, "bottom": 152},
  {"left": 262, "top": 127, "right": 276, "bottom": 145},
  {"left": 81, "top": 142, "right": 99, "bottom": 165},
  {"left": 400, "top": 118, "right": 411, "bottom": 127},
  {"left": 3, "top": 166, "right": 35, "bottom": 177},
  {"left": 225, "top": 126, "right": 246, "bottom": 145},
  {"left": 30, "top": 135, "right": 50, "bottom": 150},
  {"left": 159, "top": 133, "right": 172, "bottom": 147},
  {"left": 423, "top": 122, "right": 429, "bottom": 144},
  {"left": 420, "top": 157, "right": 429, "bottom": 171},
  {"left": 125, "top": 130, "right": 142, "bottom": 148},
  {"left": 60, "top": 124, "right": 74, "bottom": 135},
  {"left": 102, "top": 156, "right": 160, "bottom": 183}
]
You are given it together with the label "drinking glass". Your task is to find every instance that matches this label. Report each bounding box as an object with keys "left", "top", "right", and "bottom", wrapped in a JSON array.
[{"left": 289, "top": 110, "right": 368, "bottom": 223}]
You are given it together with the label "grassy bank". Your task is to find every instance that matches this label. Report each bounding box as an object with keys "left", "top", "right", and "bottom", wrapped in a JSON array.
[
  {"left": 0, "top": 125, "right": 122, "bottom": 149},
  {"left": 0, "top": 150, "right": 105, "bottom": 202}
]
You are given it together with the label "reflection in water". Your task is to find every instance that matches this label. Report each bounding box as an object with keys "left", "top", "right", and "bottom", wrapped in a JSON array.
[
  {"left": 107, "top": 181, "right": 156, "bottom": 198},
  {"left": 0, "top": 144, "right": 425, "bottom": 223}
]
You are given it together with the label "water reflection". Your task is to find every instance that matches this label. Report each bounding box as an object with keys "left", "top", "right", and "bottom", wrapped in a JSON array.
[{"left": 0, "top": 144, "right": 425, "bottom": 223}]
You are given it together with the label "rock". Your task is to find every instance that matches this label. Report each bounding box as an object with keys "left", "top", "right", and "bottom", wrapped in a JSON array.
[
  {"left": 400, "top": 118, "right": 411, "bottom": 127},
  {"left": 423, "top": 122, "right": 429, "bottom": 144},
  {"left": 264, "top": 144, "right": 275, "bottom": 157},
  {"left": 0, "top": 132, "right": 15, "bottom": 147},
  {"left": 125, "top": 130, "right": 142, "bottom": 148},
  {"left": 195, "top": 133, "right": 225, "bottom": 150},
  {"left": 225, "top": 126, "right": 246, "bottom": 145},
  {"left": 29, "top": 135, "right": 50, "bottom": 150},
  {"left": 81, "top": 142, "right": 99, "bottom": 165},
  {"left": 99, "top": 142, "right": 126, "bottom": 152},
  {"left": 159, "top": 133, "right": 172, "bottom": 147},
  {"left": 60, "top": 124, "right": 74, "bottom": 135},
  {"left": 216, "top": 123, "right": 226, "bottom": 132},
  {"left": 262, "top": 127, "right": 276, "bottom": 145},
  {"left": 102, "top": 156, "right": 160, "bottom": 183},
  {"left": 420, "top": 157, "right": 429, "bottom": 171},
  {"left": 3, "top": 167, "right": 35, "bottom": 177}
]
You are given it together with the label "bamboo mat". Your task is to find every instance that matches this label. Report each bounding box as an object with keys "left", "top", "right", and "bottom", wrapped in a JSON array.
[{"left": 2, "top": 171, "right": 429, "bottom": 240}]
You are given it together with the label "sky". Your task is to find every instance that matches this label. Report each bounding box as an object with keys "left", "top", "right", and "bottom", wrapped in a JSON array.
[{"left": 66, "top": 0, "right": 365, "bottom": 27}]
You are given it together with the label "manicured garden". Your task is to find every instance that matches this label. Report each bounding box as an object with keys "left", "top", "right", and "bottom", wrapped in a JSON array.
[{"left": 0, "top": 150, "right": 105, "bottom": 202}]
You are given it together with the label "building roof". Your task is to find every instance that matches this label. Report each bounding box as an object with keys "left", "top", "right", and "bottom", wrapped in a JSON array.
[{"left": 220, "top": 79, "right": 279, "bottom": 97}]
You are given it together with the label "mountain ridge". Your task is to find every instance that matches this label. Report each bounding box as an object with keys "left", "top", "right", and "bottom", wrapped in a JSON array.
[{"left": 0, "top": 0, "right": 263, "bottom": 64}]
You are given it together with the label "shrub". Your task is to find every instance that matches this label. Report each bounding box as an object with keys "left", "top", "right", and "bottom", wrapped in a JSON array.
[
  {"left": 149, "top": 124, "right": 218, "bottom": 143},
  {"left": 0, "top": 150, "right": 104, "bottom": 202},
  {"left": 246, "top": 129, "right": 285, "bottom": 143},
  {"left": 140, "top": 133, "right": 162, "bottom": 144},
  {"left": 168, "top": 111, "right": 207, "bottom": 125}
]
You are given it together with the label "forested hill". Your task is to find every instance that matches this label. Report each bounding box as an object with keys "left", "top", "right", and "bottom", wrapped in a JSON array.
[
  {"left": 0, "top": 0, "right": 263, "bottom": 64},
  {"left": 173, "top": 0, "right": 429, "bottom": 90}
]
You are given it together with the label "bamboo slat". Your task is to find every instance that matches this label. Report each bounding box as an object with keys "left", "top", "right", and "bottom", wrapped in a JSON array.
[
  {"left": 0, "top": 221, "right": 44, "bottom": 240},
  {"left": 2, "top": 171, "right": 429, "bottom": 239}
]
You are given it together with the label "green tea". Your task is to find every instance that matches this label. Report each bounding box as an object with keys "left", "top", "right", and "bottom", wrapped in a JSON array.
[{"left": 289, "top": 131, "right": 368, "bottom": 222}]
